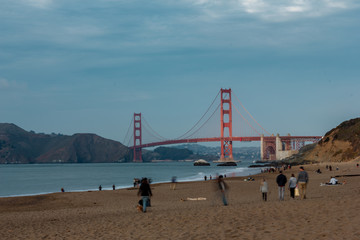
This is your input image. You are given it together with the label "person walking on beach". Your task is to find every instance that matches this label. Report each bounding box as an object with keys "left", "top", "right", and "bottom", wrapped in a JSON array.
[
  {"left": 288, "top": 174, "right": 297, "bottom": 199},
  {"left": 260, "top": 178, "right": 268, "bottom": 201},
  {"left": 276, "top": 171, "right": 287, "bottom": 201},
  {"left": 170, "top": 176, "right": 177, "bottom": 190},
  {"left": 217, "top": 175, "right": 228, "bottom": 206},
  {"left": 137, "top": 178, "right": 152, "bottom": 213},
  {"left": 297, "top": 166, "right": 309, "bottom": 199}
]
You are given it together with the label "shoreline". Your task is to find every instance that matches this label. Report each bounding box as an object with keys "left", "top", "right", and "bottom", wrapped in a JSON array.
[
  {"left": 0, "top": 163, "right": 261, "bottom": 199},
  {"left": 0, "top": 168, "right": 262, "bottom": 199},
  {"left": 0, "top": 160, "right": 352, "bottom": 199},
  {"left": 0, "top": 161, "right": 353, "bottom": 200},
  {"left": 1, "top": 161, "right": 360, "bottom": 239}
]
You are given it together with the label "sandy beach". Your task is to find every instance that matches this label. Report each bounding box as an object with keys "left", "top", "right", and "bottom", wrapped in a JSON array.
[{"left": 1, "top": 161, "right": 360, "bottom": 240}]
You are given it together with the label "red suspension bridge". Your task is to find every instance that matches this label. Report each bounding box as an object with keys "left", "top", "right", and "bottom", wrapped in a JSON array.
[{"left": 123, "top": 89, "right": 322, "bottom": 162}]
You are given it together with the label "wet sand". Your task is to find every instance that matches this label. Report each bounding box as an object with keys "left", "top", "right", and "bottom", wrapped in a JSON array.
[{"left": 1, "top": 162, "right": 360, "bottom": 240}]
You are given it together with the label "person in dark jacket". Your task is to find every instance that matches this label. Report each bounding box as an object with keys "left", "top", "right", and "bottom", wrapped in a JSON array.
[
  {"left": 217, "top": 175, "right": 229, "bottom": 206},
  {"left": 137, "top": 178, "right": 152, "bottom": 213},
  {"left": 276, "top": 171, "right": 287, "bottom": 201}
]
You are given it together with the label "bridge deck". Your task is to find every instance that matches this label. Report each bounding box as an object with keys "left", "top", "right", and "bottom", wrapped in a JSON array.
[{"left": 131, "top": 136, "right": 322, "bottom": 149}]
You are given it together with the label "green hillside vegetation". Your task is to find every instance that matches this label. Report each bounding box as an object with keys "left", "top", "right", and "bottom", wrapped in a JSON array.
[{"left": 154, "top": 147, "right": 193, "bottom": 160}]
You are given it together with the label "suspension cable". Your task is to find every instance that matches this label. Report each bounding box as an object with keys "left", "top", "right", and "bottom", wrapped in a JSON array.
[
  {"left": 232, "top": 103, "right": 261, "bottom": 136},
  {"left": 123, "top": 117, "right": 134, "bottom": 147},
  {"left": 176, "top": 90, "right": 221, "bottom": 140},
  {"left": 185, "top": 103, "right": 221, "bottom": 139},
  {"left": 142, "top": 116, "right": 168, "bottom": 141},
  {"left": 232, "top": 91, "right": 271, "bottom": 136}
]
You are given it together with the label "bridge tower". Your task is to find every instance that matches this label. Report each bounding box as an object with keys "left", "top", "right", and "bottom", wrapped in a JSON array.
[
  {"left": 220, "top": 88, "right": 234, "bottom": 161},
  {"left": 133, "top": 113, "right": 143, "bottom": 162}
]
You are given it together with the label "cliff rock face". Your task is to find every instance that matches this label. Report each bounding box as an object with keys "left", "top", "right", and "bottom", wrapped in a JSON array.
[
  {"left": 304, "top": 118, "right": 360, "bottom": 162},
  {"left": 0, "top": 123, "right": 129, "bottom": 163}
]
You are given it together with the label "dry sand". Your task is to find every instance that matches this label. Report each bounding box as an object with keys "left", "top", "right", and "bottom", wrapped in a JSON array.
[{"left": 1, "top": 162, "right": 360, "bottom": 240}]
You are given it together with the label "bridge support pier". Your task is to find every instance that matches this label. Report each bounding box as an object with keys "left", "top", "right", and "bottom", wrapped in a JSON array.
[
  {"left": 261, "top": 134, "right": 277, "bottom": 161},
  {"left": 261, "top": 134, "right": 307, "bottom": 161},
  {"left": 133, "top": 113, "right": 143, "bottom": 162},
  {"left": 220, "top": 88, "right": 234, "bottom": 162}
]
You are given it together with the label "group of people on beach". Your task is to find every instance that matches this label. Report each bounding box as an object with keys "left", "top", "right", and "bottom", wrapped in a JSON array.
[
  {"left": 135, "top": 166, "right": 310, "bottom": 213},
  {"left": 260, "top": 166, "right": 309, "bottom": 201},
  {"left": 136, "top": 174, "right": 230, "bottom": 212},
  {"left": 134, "top": 163, "right": 360, "bottom": 213},
  {"left": 261, "top": 164, "right": 291, "bottom": 173}
]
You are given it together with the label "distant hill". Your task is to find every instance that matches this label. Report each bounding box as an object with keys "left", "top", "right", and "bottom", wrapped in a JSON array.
[
  {"left": 174, "top": 144, "right": 260, "bottom": 160},
  {"left": 285, "top": 118, "right": 360, "bottom": 163},
  {"left": 0, "top": 123, "right": 129, "bottom": 164},
  {"left": 0, "top": 123, "right": 262, "bottom": 164}
]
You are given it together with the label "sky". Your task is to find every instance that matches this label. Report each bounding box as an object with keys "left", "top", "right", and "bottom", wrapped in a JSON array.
[{"left": 1, "top": 0, "right": 360, "bottom": 147}]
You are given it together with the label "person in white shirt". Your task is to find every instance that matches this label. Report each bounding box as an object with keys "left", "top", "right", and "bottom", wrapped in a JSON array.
[
  {"left": 328, "top": 177, "right": 338, "bottom": 185},
  {"left": 260, "top": 178, "right": 268, "bottom": 201}
]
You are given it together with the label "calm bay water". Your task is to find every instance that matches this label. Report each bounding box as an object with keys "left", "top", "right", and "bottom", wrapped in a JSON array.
[{"left": 0, "top": 160, "right": 260, "bottom": 197}]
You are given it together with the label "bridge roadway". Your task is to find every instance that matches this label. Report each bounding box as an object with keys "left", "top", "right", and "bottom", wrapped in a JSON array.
[{"left": 132, "top": 136, "right": 322, "bottom": 149}]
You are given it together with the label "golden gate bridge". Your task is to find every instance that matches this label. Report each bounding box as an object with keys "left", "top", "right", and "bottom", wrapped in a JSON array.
[{"left": 123, "top": 89, "right": 321, "bottom": 162}]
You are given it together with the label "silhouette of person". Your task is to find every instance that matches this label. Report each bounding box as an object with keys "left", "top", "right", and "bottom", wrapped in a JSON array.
[
  {"left": 276, "top": 171, "right": 287, "bottom": 201},
  {"left": 297, "top": 166, "right": 309, "bottom": 199},
  {"left": 260, "top": 178, "right": 268, "bottom": 201},
  {"left": 288, "top": 174, "right": 297, "bottom": 199},
  {"left": 137, "top": 178, "right": 152, "bottom": 213},
  {"left": 217, "top": 175, "right": 228, "bottom": 206},
  {"left": 170, "top": 176, "right": 177, "bottom": 190}
]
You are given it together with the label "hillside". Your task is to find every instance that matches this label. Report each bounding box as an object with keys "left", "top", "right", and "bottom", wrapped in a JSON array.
[
  {"left": 0, "top": 123, "right": 129, "bottom": 164},
  {"left": 174, "top": 144, "right": 260, "bottom": 160},
  {"left": 290, "top": 118, "right": 360, "bottom": 163}
]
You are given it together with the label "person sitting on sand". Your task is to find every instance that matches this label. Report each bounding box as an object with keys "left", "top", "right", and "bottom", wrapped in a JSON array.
[{"left": 327, "top": 176, "right": 338, "bottom": 185}]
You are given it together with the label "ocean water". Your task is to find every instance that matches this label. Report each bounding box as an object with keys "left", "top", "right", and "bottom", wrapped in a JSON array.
[{"left": 0, "top": 160, "right": 260, "bottom": 198}]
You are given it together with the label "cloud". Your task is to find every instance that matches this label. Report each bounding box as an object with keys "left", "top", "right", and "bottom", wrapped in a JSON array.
[
  {"left": 187, "top": 0, "right": 359, "bottom": 22},
  {"left": 22, "top": 0, "right": 53, "bottom": 9},
  {"left": 0, "top": 78, "right": 26, "bottom": 91},
  {"left": 0, "top": 78, "right": 10, "bottom": 89}
]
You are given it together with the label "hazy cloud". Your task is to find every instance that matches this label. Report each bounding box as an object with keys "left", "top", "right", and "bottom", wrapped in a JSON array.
[
  {"left": 21, "top": 0, "right": 54, "bottom": 9},
  {"left": 0, "top": 78, "right": 26, "bottom": 91},
  {"left": 0, "top": 78, "right": 10, "bottom": 89},
  {"left": 187, "top": 0, "right": 359, "bottom": 21}
]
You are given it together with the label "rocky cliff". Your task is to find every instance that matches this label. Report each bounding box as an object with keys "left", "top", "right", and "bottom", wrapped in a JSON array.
[
  {"left": 0, "top": 123, "right": 129, "bottom": 164},
  {"left": 303, "top": 118, "right": 360, "bottom": 162}
]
